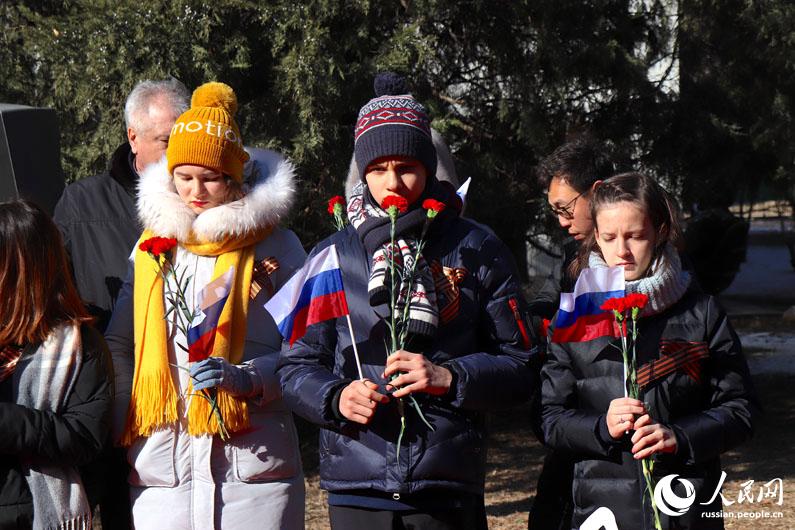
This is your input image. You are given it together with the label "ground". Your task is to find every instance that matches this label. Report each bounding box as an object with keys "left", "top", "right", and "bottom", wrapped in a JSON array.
[{"left": 301, "top": 315, "right": 795, "bottom": 529}]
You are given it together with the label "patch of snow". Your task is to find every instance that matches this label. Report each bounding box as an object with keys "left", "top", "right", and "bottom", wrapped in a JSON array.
[{"left": 737, "top": 331, "right": 795, "bottom": 375}]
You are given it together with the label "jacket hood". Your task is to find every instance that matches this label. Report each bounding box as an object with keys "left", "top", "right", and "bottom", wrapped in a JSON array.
[{"left": 137, "top": 147, "right": 296, "bottom": 242}]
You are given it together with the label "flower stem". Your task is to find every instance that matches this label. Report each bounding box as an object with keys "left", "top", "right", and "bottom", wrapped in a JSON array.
[{"left": 642, "top": 457, "right": 663, "bottom": 530}]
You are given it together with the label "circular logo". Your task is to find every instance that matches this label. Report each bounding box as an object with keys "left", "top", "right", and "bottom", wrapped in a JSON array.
[{"left": 654, "top": 474, "right": 696, "bottom": 517}]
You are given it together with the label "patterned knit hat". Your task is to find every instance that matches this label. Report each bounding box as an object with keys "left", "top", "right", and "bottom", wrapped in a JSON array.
[
  {"left": 166, "top": 82, "right": 249, "bottom": 182},
  {"left": 354, "top": 72, "right": 437, "bottom": 179}
]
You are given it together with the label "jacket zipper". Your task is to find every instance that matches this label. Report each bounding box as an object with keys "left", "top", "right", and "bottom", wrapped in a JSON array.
[{"left": 508, "top": 298, "right": 531, "bottom": 349}]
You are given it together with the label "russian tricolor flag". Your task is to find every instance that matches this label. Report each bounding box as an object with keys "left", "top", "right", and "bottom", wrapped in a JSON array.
[
  {"left": 264, "top": 244, "right": 350, "bottom": 345},
  {"left": 551, "top": 266, "right": 625, "bottom": 343},
  {"left": 187, "top": 266, "right": 235, "bottom": 362}
]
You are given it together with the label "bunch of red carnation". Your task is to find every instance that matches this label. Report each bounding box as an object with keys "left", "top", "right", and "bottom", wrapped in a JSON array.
[
  {"left": 600, "top": 293, "right": 649, "bottom": 315},
  {"left": 139, "top": 236, "right": 177, "bottom": 257}
]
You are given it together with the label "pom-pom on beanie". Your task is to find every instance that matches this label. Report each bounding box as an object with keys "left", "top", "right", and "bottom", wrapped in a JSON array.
[
  {"left": 166, "top": 82, "right": 249, "bottom": 182},
  {"left": 354, "top": 72, "right": 437, "bottom": 180}
]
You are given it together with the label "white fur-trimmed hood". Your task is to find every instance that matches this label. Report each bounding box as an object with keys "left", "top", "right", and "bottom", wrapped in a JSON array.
[{"left": 137, "top": 147, "right": 297, "bottom": 242}]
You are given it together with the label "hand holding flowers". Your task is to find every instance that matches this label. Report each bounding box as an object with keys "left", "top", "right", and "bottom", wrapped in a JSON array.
[
  {"left": 606, "top": 397, "right": 647, "bottom": 438},
  {"left": 189, "top": 357, "right": 257, "bottom": 398},
  {"left": 383, "top": 350, "right": 453, "bottom": 398},
  {"left": 630, "top": 414, "right": 677, "bottom": 460},
  {"left": 600, "top": 291, "right": 662, "bottom": 530}
]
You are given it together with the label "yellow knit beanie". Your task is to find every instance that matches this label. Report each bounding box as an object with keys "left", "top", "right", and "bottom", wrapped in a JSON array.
[{"left": 166, "top": 82, "right": 249, "bottom": 182}]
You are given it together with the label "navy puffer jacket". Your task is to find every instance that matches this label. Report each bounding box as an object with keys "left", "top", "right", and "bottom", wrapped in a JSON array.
[
  {"left": 542, "top": 289, "right": 758, "bottom": 529},
  {"left": 278, "top": 214, "right": 539, "bottom": 496}
]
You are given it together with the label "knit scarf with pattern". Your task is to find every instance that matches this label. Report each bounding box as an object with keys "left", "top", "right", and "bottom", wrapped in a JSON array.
[
  {"left": 589, "top": 243, "right": 691, "bottom": 316},
  {"left": 15, "top": 323, "right": 92, "bottom": 530},
  {"left": 347, "top": 181, "right": 450, "bottom": 342}
]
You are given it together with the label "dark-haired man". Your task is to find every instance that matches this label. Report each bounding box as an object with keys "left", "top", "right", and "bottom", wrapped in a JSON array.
[
  {"left": 529, "top": 136, "right": 616, "bottom": 320},
  {"left": 528, "top": 135, "right": 615, "bottom": 530}
]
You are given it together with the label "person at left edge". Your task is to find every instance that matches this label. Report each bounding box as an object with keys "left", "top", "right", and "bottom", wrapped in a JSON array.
[
  {"left": 0, "top": 199, "right": 113, "bottom": 529},
  {"left": 104, "top": 82, "right": 307, "bottom": 529}
]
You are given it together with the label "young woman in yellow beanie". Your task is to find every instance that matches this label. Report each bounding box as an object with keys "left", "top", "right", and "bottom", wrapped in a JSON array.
[{"left": 105, "top": 82, "right": 306, "bottom": 529}]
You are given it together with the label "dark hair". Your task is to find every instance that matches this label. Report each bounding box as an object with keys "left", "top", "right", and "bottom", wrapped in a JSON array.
[
  {"left": 571, "top": 172, "right": 682, "bottom": 278},
  {"left": 0, "top": 199, "right": 90, "bottom": 346},
  {"left": 537, "top": 135, "right": 616, "bottom": 193}
]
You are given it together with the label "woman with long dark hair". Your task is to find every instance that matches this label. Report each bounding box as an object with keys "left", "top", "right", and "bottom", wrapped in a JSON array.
[
  {"left": 542, "top": 173, "right": 757, "bottom": 529},
  {"left": 0, "top": 199, "right": 112, "bottom": 529}
]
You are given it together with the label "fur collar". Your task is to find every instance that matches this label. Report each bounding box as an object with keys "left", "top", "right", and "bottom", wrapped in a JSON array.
[{"left": 137, "top": 148, "right": 296, "bottom": 242}]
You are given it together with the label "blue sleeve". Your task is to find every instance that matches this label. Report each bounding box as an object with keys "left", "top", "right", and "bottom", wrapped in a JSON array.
[{"left": 444, "top": 235, "right": 540, "bottom": 410}]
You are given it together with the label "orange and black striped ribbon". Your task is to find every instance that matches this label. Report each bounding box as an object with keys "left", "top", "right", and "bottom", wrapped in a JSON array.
[
  {"left": 431, "top": 261, "right": 467, "bottom": 324},
  {"left": 637, "top": 340, "right": 710, "bottom": 388},
  {"left": 250, "top": 257, "right": 280, "bottom": 300}
]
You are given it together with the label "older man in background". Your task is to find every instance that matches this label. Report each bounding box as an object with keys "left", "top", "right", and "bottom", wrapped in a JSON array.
[{"left": 54, "top": 78, "right": 189, "bottom": 331}]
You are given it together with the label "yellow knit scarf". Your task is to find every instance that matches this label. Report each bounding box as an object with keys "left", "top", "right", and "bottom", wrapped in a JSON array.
[{"left": 121, "top": 226, "right": 272, "bottom": 446}]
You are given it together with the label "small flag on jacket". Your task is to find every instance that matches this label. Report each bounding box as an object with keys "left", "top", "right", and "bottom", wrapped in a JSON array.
[
  {"left": 187, "top": 266, "right": 235, "bottom": 362},
  {"left": 264, "top": 244, "right": 349, "bottom": 345},
  {"left": 456, "top": 177, "right": 471, "bottom": 205},
  {"left": 551, "top": 266, "right": 625, "bottom": 343}
]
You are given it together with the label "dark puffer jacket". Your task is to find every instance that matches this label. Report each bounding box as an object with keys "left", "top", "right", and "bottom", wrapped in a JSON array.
[
  {"left": 278, "top": 214, "right": 539, "bottom": 496},
  {"left": 0, "top": 324, "right": 113, "bottom": 529},
  {"left": 542, "top": 288, "right": 757, "bottom": 530},
  {"left": 54, "top": 143, "right": 141, "bottom": 332}
]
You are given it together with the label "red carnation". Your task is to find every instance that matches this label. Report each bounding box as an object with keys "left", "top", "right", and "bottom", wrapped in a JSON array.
[
  {"left": 327, "top": 195, "right": 346, "bottom": 215},
  {"left": 625, "top": 293, "right": 649, "bottom": 310},
  {"left": 540, "top": 318, "right": 551, "bottom": 339},
  {"left": 422, "top": 199, "right": 446, "bottom": 213},
  {"left": 600, "top": 296, "right": 629, "bottom": 313},
  {"left": 422, "top": 198, "right": 446, "bottom": 219},
  {"left": 381, "top": 196, "right": 408, "bottom": 214},
  {"left": 140, "top": 236, "right": 177, "bottom": 257}
]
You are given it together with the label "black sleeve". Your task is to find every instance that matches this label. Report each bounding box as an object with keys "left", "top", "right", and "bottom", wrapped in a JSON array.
[
  {"left": 527, "top": 274, "right": 562, "bottom": 322},
  {"left": 669, "top": 296, "right": 759, "bottom": 465},
  {"left": 0, "top": 325, "right": 113, "bottom": 466},
  {"left": 541, "top": 339, "right": 622, "bottom": 458}
]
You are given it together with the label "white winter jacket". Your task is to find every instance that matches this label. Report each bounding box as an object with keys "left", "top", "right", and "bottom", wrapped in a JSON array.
[{"left": 105, "top": 149, "right": 307, "bottom": 529}]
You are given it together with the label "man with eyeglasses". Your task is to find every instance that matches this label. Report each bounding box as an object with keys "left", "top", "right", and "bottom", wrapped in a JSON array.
[
  {"left": 529, "top": 136, "right": 616, "bottom": 319},
  {"left": 528, "top": 135, "right": 616, "bottom": 530}
]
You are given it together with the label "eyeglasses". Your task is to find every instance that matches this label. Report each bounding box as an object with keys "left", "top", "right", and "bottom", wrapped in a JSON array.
[{"left": 549, "top": 191, "right": 584, "bottom": 220}]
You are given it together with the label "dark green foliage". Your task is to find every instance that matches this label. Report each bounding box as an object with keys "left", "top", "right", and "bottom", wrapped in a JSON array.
[{"left": 1, "top": 0, "right": 792, "bottom": 269}]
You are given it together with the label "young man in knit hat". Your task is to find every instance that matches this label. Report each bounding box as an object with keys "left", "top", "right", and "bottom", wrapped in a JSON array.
[
  {"left": 343, "top": 73, "right": 460, "bottom": 199},
  {"left": 278, "top": 74, "right": 539, "bottom": 529}
]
